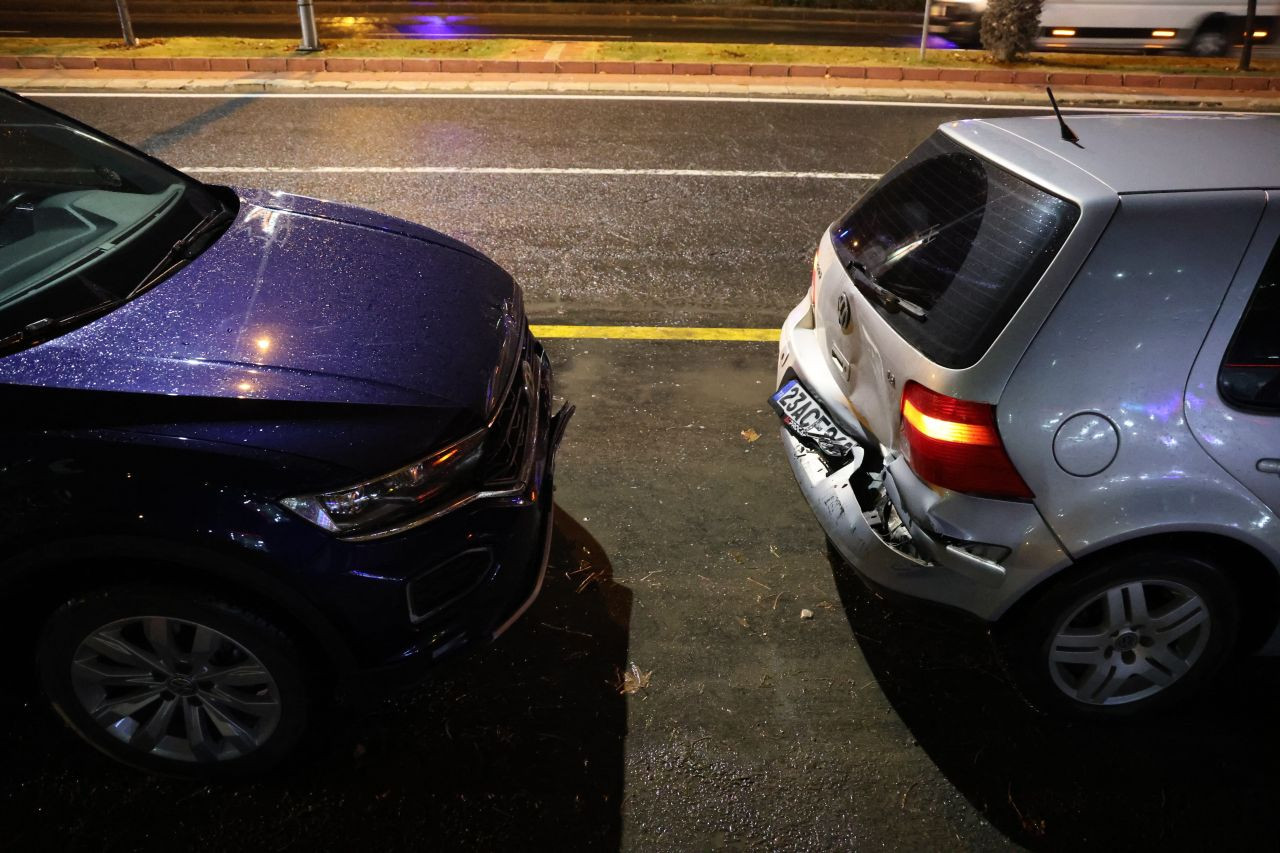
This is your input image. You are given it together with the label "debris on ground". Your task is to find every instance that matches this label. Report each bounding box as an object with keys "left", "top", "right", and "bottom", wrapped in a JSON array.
[
  {"left": 568, "top": 559, "right": 606, "bottom": 593},
  {"left": 800, "top": 608, "right": 815, "bottom": 620},
  {"left": 740, "top": 428, "right": 761, "bottom": 443},
  {"left": 1008, "top": 783, "right": 1047, "bottom": 837},
  {"left": 616, "top": 662, "right": 652, "bottom": 694}
]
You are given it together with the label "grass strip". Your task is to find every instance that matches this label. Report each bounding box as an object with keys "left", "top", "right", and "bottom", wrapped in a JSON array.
[{"left": 1, "top": 36, "right": 1276, "bottom": 75}]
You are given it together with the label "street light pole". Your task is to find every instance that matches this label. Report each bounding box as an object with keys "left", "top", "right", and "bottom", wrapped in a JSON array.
[
  {"left": 297, "top": 0, "right": 321, "bottom": 52},
  {"left": 919, "top": 0, "right": 931, "bottom": 61},
  {"left": 1239, "top": 0, "right": 1258, "bottom": 71},
  {"left": 114, "top": 0, "right": 138, "bottom": 47}
]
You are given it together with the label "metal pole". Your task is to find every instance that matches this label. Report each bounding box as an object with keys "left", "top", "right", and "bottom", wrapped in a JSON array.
[
  {"left": 114, "top": 0, "right": 137, "bottom": 47},
  {"left": 297, "top": 0, "right": 321, "bottom": 52},
  {"left": 919, "top": 0, "right": 931, "bottom": 62},
  {"left": 1239, "top": 0, "right": 1257, "bottom": 71}
]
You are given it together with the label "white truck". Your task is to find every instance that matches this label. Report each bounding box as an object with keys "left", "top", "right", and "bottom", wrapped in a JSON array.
[{"left": 929, "top": 0, "right": 1278, "bottom": 55}]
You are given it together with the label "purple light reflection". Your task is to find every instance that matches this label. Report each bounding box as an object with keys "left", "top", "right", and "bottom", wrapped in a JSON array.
[{"left": 396, "top": 14, "right": 479, "bottom": 39}]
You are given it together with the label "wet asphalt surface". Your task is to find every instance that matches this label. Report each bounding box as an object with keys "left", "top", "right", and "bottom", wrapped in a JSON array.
[{"left": 3, "top": 93, "right": 1280, "bottom": 851}]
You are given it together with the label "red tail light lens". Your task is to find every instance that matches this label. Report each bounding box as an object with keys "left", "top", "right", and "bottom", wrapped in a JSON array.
[{"left": 899, "top": 382, "right": 1033, "bottom": 500}]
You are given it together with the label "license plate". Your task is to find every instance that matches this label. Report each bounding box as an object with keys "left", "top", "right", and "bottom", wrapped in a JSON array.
[{"left": 770, "top": 380, "right": 857, "bottom": 458}]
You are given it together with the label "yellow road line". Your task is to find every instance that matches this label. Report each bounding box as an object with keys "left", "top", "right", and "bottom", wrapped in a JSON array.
[{"left": 530, "top": 324, "right": 778, "bottom": 342}]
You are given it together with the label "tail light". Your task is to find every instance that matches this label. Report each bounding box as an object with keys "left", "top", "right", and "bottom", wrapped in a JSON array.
[{"left": 899, "top": 381, "right": 1033, "bottom": 500}]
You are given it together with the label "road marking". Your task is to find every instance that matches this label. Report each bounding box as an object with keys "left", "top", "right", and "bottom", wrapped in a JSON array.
[
  {"left": 20, "top": 91, "right": 1208, "bottom": 113},
  {"left": 530, "top": 325, "right": 778, "bottom": 342},
  {"left": 179, "top": 165, "right": 879, "bottom": 179}
]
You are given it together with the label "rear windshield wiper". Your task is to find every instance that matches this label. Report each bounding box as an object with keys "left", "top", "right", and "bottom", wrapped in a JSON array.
[
  {"left": 129, "top": 202, "right": 235, "bottom": 298},
  {"left": 846, "top": 259, "right": 928, "bottom": 320}
]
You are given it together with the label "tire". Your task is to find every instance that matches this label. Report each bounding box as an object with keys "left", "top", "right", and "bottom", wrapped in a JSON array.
[
  {"left": 38, "top": 585, "right": 312, "bottom": 779},
  {"left": 994, "top": 549, "right": 1239, "bottom": 719},
  {"left": 1189, "top": 26, "right": 1229, "bottom": 57}
]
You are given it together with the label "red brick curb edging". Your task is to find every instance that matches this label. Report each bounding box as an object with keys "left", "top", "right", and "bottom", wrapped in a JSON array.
[{"left": 4, "top": 54, "right": 1280, "bottom": 92}]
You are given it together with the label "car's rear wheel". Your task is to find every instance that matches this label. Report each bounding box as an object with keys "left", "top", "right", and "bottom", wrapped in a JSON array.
[
  {"left": 1189, "top": 24, "right": 1229, "bottom": 56},
  {"left": 38, "top": 585, "right": 311, "bottom": 778},
  {"left": 995, "top": 549, "right": 1238, "bottom": 718}
]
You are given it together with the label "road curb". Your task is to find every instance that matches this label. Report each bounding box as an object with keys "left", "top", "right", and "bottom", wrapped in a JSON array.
[
  {"left": 3, "top": 55, "right": 1280, "bottom": 94},
  {"left": 5, "top": 70, "right": 1279, "bottom": 110}
]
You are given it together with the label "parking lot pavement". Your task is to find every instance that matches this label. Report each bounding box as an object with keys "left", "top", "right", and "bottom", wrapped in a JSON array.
[{"left": 4, "top": 93, "right": 1280, "bottom": 850}]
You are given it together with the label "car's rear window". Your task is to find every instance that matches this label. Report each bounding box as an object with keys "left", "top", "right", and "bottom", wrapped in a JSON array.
[
  {"left": 830, "top": 132, "right": 1079, "bottom": 369},
  {"left": 1219, "top": 238, "right": 1280, "bottom": 411}
]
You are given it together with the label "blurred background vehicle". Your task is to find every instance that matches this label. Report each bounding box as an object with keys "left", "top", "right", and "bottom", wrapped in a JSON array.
[{"left": 931, "top": 0, "right": 1279, "bottom": 55}]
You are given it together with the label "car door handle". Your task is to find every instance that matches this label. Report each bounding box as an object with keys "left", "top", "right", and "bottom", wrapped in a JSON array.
[{"left": 1258, "top": 459, "right": 1280, "bottom": 474}]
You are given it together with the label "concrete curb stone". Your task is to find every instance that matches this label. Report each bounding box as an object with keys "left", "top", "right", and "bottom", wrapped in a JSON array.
[
  {"left": 3, "top": 66, "right": 1279, "bottom": 110},
  {"left": 2, "top": 54, "right": 1279, "bottom": 93},
  {"left": 670, "top": 62, "right": 710, "bottom": 75},
  {"left": 597, "top": 61, "right": 636, "bottom": 74},
  {"left": 248, "top": 57, "right": 287, "bottom": 72},
  {"left": 750, "top": 64, "right": 789, "bottom": 77},
  {"left": 131, "top": 58, "right": 170, "bottom": 71}
]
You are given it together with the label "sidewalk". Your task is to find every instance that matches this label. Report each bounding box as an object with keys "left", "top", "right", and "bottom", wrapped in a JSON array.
[{"left": 3, "top": 66, "right": 1279, "bottom": 110}]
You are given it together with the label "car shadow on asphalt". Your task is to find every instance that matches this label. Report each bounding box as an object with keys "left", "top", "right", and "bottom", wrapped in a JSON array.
[
  {"left": 829, "top": 552, "right": 1280, "bottom": 852},
  {"left": 0, "top": 506, "right": 632, "bottom": 852}
]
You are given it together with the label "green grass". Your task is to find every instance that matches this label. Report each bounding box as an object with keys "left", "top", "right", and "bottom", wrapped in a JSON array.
[
  {"left": 0, "top": 37, "right": 526, "bottom": 59},
  {"left": 587, "top": 40, "right": 1280, "bottom": 74},
  {"left": 1, "top": 36, "right": 1276, "bottom": 75}
]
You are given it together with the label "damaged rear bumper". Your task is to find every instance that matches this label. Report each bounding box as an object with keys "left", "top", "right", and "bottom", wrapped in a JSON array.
[{"left": 779, "top": 424, "right": 1071, "bottom": 622}]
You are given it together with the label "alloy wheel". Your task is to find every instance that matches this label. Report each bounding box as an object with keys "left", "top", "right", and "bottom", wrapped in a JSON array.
[
  {"left": 68, "top": 616, "right": 282, "bottom": 763},
  {"left": 1046, "top": 579, "right": 1210, "bottom": 706}
]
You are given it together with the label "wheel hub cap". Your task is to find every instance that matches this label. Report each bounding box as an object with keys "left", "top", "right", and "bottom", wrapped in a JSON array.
[
  {"left": 1114, "top": 630, "right": 1140, "bottom": 652},
  {"left": 1047, "top": 579, "right": 1210, "bottom": 706},
  {"left": 167, "top": 675, "right": 199, "bottom": 697},
  {"left": 69, "top": 615, "right": 283, "bottom": 763}
]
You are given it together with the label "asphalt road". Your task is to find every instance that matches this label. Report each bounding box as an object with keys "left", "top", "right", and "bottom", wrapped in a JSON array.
[
  {"left": 4, "top": 2, "right": 920, "bottom": 45},
  {"left": 2, "top": 92, "right": 1280, "bottom": 851}
]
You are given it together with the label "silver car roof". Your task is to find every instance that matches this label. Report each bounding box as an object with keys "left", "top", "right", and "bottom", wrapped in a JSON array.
[{"left": 944, "top": 113, "right": 1280, "bottom": 195}]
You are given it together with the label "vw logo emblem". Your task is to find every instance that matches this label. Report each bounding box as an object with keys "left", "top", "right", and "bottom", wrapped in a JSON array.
[{"left": 836, "top": 292, "right": 852, "bottom": 332}]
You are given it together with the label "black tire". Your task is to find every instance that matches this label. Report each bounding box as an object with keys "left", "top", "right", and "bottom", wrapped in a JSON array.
[
  {"left": 38, "top": 585, "right": 312, "bottom": 779},
  {"left": 994, "top": 549, "right": 1239, "bottom": 719},
  {"left": 1189, "top": 23, "right": 1229, "bottom": 57}
]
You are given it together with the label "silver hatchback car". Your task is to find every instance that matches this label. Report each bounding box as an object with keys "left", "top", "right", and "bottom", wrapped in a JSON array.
[{"left": 775, "top": 113, "right": 1280, "bottom": 718}]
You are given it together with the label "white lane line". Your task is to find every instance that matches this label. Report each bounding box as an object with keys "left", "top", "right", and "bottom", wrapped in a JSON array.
[
  {"left": 178, "top": 165, "right": 880, "bottom": 179},
  {"left": 19, "top": 91, "right": 1201, "bottom": 113}
]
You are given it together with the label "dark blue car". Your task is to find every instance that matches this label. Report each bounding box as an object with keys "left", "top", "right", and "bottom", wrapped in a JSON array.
[{"left": 0, "top": 90, "right": 571, "bottom": 777}]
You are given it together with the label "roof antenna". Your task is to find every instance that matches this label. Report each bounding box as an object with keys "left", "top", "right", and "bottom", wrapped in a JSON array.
[{"left": 1045, "top": 87, "right": 1081, "bottom": 146}]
